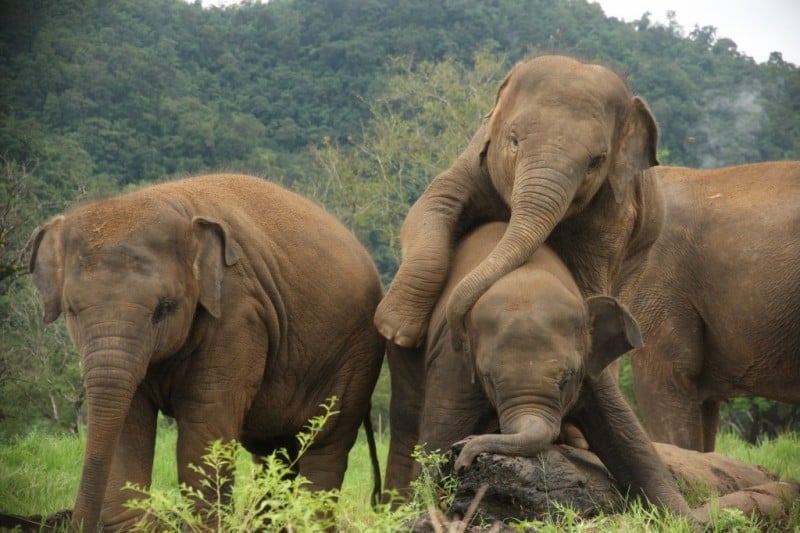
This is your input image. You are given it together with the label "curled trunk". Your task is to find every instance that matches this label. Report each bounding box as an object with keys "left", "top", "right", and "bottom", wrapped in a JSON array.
[{"left": 454, "top": 413, "right": 559, "bottom": 473}]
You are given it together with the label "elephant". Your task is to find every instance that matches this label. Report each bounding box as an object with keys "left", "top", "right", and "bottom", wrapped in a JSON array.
[
  {"left": 374, "top": 55, "right": 663, "bottom": 354},
  {"left": 616, "top": 161, "right": 800, "bottom": 452},
  {"left": 29, "top": 173, "right": 385, "bottom": 531},
  {"left": 384, "top": 222, "right": 691, "bottom": 516}
]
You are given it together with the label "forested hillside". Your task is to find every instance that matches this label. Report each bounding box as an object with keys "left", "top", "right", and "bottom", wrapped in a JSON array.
[{"left": 1, "top": 0, "right": 798, "bottom": 437}]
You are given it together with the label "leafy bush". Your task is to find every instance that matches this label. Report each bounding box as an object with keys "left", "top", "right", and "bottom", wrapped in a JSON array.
[{"left": 124, "top": 398, "right": 341, "bottom": 532}]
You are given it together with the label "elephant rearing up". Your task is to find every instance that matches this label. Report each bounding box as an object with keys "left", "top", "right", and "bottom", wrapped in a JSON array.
[
  {"left": 29, "top": 174, "right": 385, "bottom": 531},
  {"left": 374, "top": 55, "right": 663, "bottom": 352}
]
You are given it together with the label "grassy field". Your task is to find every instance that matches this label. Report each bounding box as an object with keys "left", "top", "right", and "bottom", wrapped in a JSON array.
[{"left": 1, "top": 422, "right": 798, "bottom": 531}]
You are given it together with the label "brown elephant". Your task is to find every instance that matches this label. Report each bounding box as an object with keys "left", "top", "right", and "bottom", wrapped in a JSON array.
[
  {"left": 374, "top": 55, "right": 663, "bottom": 353},
  {"left": 384, "top": 222, "right": 691, "bottom": 516},
  {"left": 29, "top": 174, "right": 385, "bottom": 531},
  {"left": 617, "top": 161, "right": 800, "bottom": 452}
]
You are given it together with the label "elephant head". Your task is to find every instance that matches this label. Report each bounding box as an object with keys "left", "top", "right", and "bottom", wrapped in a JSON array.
[
  {"left": 375, "top": 55, "right": 659, "bottom": 351},
  {"left": 454, "top": 292, "right": 643, "bottom": 472},
  {"left": 29, "top": 199, "right": 238, "bottom": 530}
]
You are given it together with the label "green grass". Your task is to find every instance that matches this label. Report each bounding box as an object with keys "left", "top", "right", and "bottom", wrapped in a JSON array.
[
  {"left": 1, "top": 427, "right": 799, "bottom": 531},
  {"left": 717, "top": 431, "right": 800, "bottom": 481}
]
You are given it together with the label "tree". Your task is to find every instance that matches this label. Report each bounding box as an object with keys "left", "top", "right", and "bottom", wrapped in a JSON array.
[
  {"left": 0, "top": 158, "right": 36, "bottom": 295},
  {"left": 305, "top": 48, "right": 509, "bottom": 285}
]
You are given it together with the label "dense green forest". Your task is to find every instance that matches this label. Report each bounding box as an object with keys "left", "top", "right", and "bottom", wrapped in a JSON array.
[{"left": 1, "top": 0, "right": 798, "bottom": 439}]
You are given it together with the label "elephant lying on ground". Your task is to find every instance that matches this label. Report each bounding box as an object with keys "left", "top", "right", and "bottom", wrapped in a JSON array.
[
  {"left": 29, "top": 174, "right": 385, "bottom": 531},
  {"left": 618, "top": 161, "right": 800, "bottom": 452},
  {"left": 384, "top": 222, "right": 690, "bottom": 516},
  {"left": 375, "top": 55, "right": 664, "bottom": 354}
]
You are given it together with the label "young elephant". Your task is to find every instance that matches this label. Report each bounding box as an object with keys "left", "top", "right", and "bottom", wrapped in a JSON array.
[
  {"left": 618, "top": 161, "right": 800, "bottom": 451},
  {"left": 29, "top": 174, "right": 385, "bottom": 531},
  {"left": 375, "top": 55, "right": 663, "bottom": 353},
  {"left": 384, "top": 222, "right": 690, "bottom": 516}
]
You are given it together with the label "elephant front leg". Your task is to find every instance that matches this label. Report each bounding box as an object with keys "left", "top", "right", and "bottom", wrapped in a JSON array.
[
  {"left": 577, "top": 370, "right": 691, "bottom": 516},
  {"left": 374, "top": 123, "right": 501, "bottom": 348},
  {"left": 101, "top": 389, "right": 158, "bottom": 529},
  {"left": 374, "top": 218, "right": 454, "bottom": 348},
  {"left": 633, "top": 349, "right": 706, "bottom": 451},
  {"left": 176, "top": 416, "right": 241, "bottom": 523}
]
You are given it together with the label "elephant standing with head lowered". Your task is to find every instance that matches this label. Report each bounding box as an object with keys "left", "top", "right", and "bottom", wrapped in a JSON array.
[
  {"left": 617, "top": 161, "right": 800, "bottom": 452},
  {"left": 29, "top": 174, "right": 385, "bottom": 531},
  {"left": 374, "top": 55, "right": 664, "bottom": 352},
  {"left": 384, "top": 222, "right": 690, "bottom": 516}
]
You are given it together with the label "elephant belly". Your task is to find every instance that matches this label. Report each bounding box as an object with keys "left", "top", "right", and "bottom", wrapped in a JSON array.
[
  {"left": 698, "top": 340, "right": 800, "bottom": 404},
  {"left": 695, "top": 252, "right": 800, "bottom": 403}
]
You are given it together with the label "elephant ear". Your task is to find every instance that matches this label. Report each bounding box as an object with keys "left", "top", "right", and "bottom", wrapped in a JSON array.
[
  {"left": 609, "top": 96, "right": 659, "bottom": 204},
  {"left": 192, "top": 216, "right": 239, "bottom": 319},
  {"left": 584, "top": 295, "right": 643, "bottom": 379},
  {"left": 479, "top": 61, "right": 520, "bottom": 163},
  {"left": 29, "top": 216, "right": 66, "bottom": 323}
]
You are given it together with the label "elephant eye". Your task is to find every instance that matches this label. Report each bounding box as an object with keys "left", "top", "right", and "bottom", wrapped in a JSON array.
[
  {"left": 587, "top": 154, "right": 606, "bottom": 172},
  {"left": 508, "top": 134, "right": 519, "bottom": 151},
  {"left": 558, "top": 370, "right": 576, "bottom": 391},
  {"left": 152, "top": 298, "right": 177, "bottom": 324}
]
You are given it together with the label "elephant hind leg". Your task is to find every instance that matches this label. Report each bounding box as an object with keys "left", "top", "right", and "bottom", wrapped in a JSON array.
[{"left": 700, "top": 400, "right": 720, "bottom": 452}]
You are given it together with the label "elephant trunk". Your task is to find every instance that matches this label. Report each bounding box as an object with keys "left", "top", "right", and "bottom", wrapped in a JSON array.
[
  {"left": 454, "top": 412, "right": 559, "bottom": 472},
  {"left": 72, "top": 317, "right": 151, "bottom": 531},
  {"left": 446, "top": 168, "right": 578, "bottom": 349}
]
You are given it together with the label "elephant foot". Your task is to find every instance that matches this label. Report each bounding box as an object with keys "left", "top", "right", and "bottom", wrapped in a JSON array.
[
  {"left": 558, "top": 422, "right": 589, "bottom": 450},
  {"left": 374, "top": 296, "right": 428, "bottom": 348}
]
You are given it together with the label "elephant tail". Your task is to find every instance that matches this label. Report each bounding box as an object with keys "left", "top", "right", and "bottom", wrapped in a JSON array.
[{"left": 363, "top": 406, "right": 382, "bottom": 508}]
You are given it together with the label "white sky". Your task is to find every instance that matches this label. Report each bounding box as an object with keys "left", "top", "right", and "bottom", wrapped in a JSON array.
[
  {"left": 593, "top": 0, "right": 800, "bottom": 64},
  {"left": 198, "top": 0, "right": 800, "bottom": 65}
]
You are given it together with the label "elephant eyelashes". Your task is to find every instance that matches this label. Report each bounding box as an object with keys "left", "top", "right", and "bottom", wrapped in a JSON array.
[
  {"left": 587, "top": 154, "right": 606, "bottom": 173},
  {"left": 152, "top": 299, "right": 177, "bottom": 324}
]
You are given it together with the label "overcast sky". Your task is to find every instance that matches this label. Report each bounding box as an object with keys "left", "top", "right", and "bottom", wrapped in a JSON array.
[
  {"left": 198, "top": 0, "right": 799, "bottom": 65},
  {"left": 594, "top": 0, "right": 799, "bottom": 64}
]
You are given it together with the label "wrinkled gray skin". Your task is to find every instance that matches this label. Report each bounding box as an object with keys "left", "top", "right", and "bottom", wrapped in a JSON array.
[
  {"left": 30, "top": 174, "right": 385, "bottom": 531},
  {"left": 618, "top": 161, "right": 800, "bottom": 452},
  {"left": 375, "top": 55, "right": 663, "bottom": 355},
  {"left": 384, "top": 223, "right": 690, "bottom": 516}
]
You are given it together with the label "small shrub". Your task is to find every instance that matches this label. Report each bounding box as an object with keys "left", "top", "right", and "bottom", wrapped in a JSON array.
[
  {"left": 409, "top": 445, "right": 459, "bottom": 514},
  {"left": 124, "top": 397, "right": 341, "bottom": 532}
]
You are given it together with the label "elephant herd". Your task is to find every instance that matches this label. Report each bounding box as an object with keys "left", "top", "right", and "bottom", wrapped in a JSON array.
[{"left": 28, "top": 55, "right": 799, "bottom": 529}]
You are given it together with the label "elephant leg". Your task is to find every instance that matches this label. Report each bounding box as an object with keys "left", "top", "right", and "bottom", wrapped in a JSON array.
[
  {"left": 297, "top": 441, "right": 351, "bottom": 494},
  {"left": 416, "top": 355, "right": 495, "bottom": 480},
  {"left": 383, "top": 344, "right": 426, "bottom": 500},
  {"left": 632, "top": 311, "right": 705, "bottom": 451},
  {"left": 576, "top": 369, "right": 691, "bottom": 516},
  {"left": 176, "top": 415, "right": 241, "bottom": 517},
  {"left": 700, "top": 400, "right": 720, "bottom": 452},
  {"left": 101, "top": 389, "right": 158, "bottom": 529},
  {"left": 173, "top": 330, "right": 269, "bottom": 511},
  {"left": 374, "top": 123, "right": 505, "bottom": 348},
  {"left": 246, "top": 435, "right": 301, "bottom": 478}
]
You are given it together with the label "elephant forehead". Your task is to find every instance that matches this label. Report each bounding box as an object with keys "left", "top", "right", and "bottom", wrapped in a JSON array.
[
  {"left": 69, "top": 193, "right": 165, "bottom": 248},
  {"left": 518, "top": 59, "right": 625, "bottom": 93}
]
